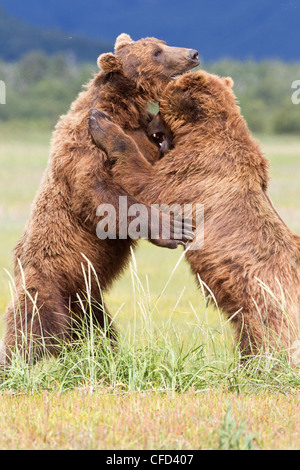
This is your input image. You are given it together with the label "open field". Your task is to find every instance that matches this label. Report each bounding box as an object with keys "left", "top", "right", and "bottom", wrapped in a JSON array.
[
  {"left": 0, "top": 122, "right": 299, "bottom": 449},
  {"left": 0, "top": 390, "right": 298, "bottom": 450}
]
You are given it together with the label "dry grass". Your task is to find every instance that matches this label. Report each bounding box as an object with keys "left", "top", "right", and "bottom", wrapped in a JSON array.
[
  {"left": 0, "top": 126, "right": 299, "bottom": 450},
  {"left": 0, "top": 389, "right": 298, "bottom": 450}
]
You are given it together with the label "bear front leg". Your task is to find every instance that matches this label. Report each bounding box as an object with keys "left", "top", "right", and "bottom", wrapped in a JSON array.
[
  {"left": 88, "top": 109, "right": 154, "bottom": 195},
  {"left": 88, "top": 109, "right": 194, "bottom": 248}
]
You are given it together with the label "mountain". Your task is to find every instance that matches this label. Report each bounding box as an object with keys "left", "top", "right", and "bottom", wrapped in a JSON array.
[
  {"left": 0, "top": 0, "right": 300, "bottom": 61},
  {"left": 0, "top": 7, "right": 113, "bottom": 62}
]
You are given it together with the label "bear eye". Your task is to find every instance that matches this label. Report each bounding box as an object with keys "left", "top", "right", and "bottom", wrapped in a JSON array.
[{"left": 154, "top": 49, "right": 162, "bottom": 57}]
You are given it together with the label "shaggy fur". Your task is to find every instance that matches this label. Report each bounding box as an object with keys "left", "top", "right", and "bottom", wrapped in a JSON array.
[
  {"left": 88, "top": 70, "right": 300, "bottom": 356},
  {"left": 1, "top": 34, "right": 199, "bottom": 364}
]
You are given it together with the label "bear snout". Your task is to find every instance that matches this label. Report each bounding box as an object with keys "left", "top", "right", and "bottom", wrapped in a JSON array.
[{"left": 188, "top": 49, "right": 200, "bottom": 64}]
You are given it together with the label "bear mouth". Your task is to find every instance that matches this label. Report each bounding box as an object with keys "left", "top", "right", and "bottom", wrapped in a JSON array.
[
  {"left": 171, "top": 72, "right": 183, "bottom": 80},
  {"left": 170, "top": 54, "right": 200, "bottom": 80},
  {"left": 171, "top": 65, "right": 200, "bottom": 80},
  {"left": 151, "top": 132, "right": 173, "bottom": 157},
  {"left": 148, "top": 112, "right": 174, "bottom": 156},
  {"left": 170, "top": 70, "right": 191, "bottom": 80},
  {"left": 151, "top": 131, "right": 165, "bottom": 147}
]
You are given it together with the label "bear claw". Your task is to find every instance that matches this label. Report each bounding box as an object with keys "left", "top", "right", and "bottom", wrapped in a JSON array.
[{"left": 88, "top": 108, "right": 112, "bottom": 122}]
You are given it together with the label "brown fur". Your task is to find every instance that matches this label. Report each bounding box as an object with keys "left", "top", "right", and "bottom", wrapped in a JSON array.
[
  {"left": 88, "top": 70, "right": 300, "bottom": 356},
  {"left": 1, "top": 34, "right": 200, "bottom": 364}
]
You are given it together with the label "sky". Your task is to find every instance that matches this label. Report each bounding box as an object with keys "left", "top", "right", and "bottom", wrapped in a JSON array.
[{"left": 0, "top": 0, "right": 299, "bottom": 61}]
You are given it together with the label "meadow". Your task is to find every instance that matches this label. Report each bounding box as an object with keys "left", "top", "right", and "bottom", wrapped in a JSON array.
[{"left": 0, "top": 121, "right": 299, "bottom": 450}]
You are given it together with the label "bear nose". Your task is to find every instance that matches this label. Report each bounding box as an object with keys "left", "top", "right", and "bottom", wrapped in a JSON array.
[{"left": 188, "top": 49, "right": 200, "bottom": 62}]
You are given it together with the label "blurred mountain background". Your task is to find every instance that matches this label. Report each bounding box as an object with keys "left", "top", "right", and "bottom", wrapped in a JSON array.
[
  {"left": 0, "top": 0, "right": 299, "bottom": 133},
  {"left": 0, "top": 0, "right": 300, "bottom": 61},
  {"left": 0, "top": 6, "right": 112, "bottom": 62}
]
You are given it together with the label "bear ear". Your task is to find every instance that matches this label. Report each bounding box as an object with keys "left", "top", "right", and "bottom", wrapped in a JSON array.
[
  {"left": 222, "top": 76, "right": 234, "bottom": 88},
  {"left": 114, "top": 33, "right": 134, "bottom": 52},
  {"left": 97, "top": 53, "right": 123, "bottom": 74}
]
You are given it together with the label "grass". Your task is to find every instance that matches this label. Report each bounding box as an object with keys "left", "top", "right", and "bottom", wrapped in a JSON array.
[
  {"left": 0, "top": 122, "right": 299, "bottom": 449},
  {"left": 0, "top": 390, "right": 298, "bottom": 450}
]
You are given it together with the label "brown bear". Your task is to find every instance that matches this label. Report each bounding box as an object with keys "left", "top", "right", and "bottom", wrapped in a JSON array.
[
  {"left": 0, "top": 34, "right": 200, "bottom": 364},
  {"left": 88, "top": 70, "right": 300, "bottom": 357}
]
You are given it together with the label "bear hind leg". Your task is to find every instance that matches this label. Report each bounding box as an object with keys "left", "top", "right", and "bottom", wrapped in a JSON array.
[{"left": 1, "top": 286, "right": 71, "bottom": 366}]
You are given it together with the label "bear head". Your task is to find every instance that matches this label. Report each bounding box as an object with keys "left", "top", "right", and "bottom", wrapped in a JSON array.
[
  {"left": 97, "top": 33, "right": 200, "bottom": 102},
  {"left": 158, "top": 70, "right": 238, "bottom": 134}
]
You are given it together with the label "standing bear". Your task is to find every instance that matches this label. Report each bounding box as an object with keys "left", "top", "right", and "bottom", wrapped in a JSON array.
[
  {"left": 1, "top": 34, "right": 200, "bottom": 364},
  {"left": 88, "top": 70, "right": 300, "bottom": 357}
]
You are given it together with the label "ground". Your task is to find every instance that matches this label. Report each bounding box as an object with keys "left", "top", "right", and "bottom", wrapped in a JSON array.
[
  {"left": 0, "top": 390, "right": 298, "bottom": 450},
  {"left": 0, "top": 121, "right": 299, "bottom": 449}
]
